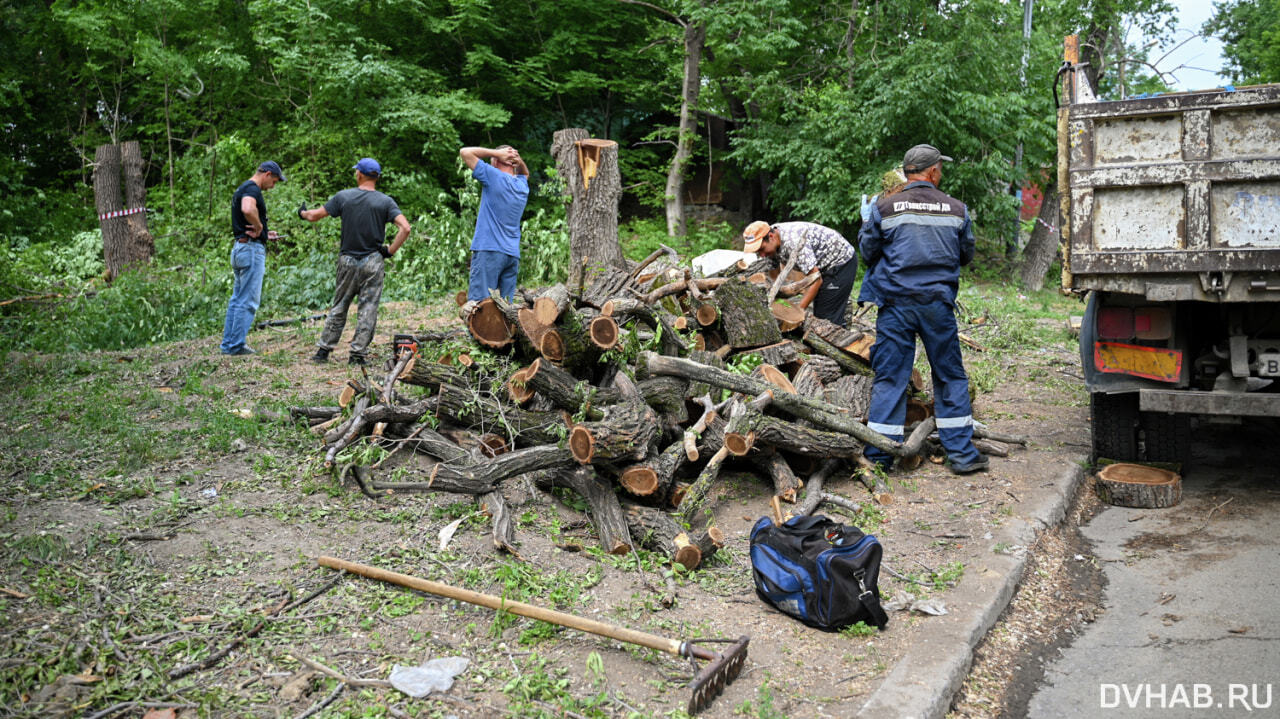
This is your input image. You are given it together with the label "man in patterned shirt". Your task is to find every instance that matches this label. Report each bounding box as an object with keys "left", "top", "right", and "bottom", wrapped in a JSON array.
[{"left": 741, "top": 220, "right": 858, "bottom": 327}]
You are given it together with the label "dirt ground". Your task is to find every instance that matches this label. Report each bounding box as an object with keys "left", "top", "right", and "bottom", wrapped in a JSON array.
[{"left": 0, "top": 300, "right": 1091, "bottom": 718}]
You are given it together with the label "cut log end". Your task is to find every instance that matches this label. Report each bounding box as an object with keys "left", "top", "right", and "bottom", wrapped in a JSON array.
[
  {"left": 507, "top": 367, "right": 536, "bottom": 405},
  {"left": 467, "top": 299, "right": 514, "bottom": 348},
  {"left": 696, "top": 303, "right": 719, "bottom": 327},
  {"left": 534, "top": 297, "right": 563, "bottom": 325},
  {"left": 569, "top": 425, "right": 596, "bottom": 464},
  {"left": 540, "top": 330, "right": 565, "bottom": 361},
  {"left": 724, "top": 431, "right": 755, "bottom": 457},
  {"left": 1096, "top": 463, "right": 1182, "bottom": 508},
  {"left": 589, "top": 316, "right": 620, "bottom": 350},
  {"left": 620, "top": 466, "right": 659, "bottom": 496},
  {"left": 771, "top": 301, "right": 805, "bottom": 332},
  {"left": 756, "top": 364, "right": 796, "bottom": 394}
]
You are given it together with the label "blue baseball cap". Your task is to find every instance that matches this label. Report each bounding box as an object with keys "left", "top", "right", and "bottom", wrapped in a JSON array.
[
  {"left": 257, "top": 160, "right": 286, "bottom": 181},
  {"left": 353, "top": 158, "right": 381, "bottom": 177}
]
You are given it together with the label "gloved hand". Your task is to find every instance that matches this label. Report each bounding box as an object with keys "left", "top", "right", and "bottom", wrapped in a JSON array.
[
  {"left": 860, "top": 194, "right": 879, "bottom": 224},
  {"left": 377, "top": 244, "right": 392, "bottom": 258},
  {"left": 297, "top": 201, "right": 307, "bottom": 219}
]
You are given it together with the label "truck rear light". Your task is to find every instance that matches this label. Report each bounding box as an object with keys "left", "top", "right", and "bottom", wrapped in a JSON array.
[
  {"left": 1134, "top": 307, "right": 1172, "bottom": 340},
  {"left": 1097, "top": 307, "right": 1133, "bottom": 339}
]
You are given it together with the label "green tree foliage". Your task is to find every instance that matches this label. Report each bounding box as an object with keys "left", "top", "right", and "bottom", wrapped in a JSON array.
[{"left": 1204, "top": 0, "right": 1280, "bottom": 84}]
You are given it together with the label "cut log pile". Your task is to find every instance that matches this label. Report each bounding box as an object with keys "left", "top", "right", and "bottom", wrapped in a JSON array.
[{"left": 292, "top": 254, "right": 1028, "bottom": 574}]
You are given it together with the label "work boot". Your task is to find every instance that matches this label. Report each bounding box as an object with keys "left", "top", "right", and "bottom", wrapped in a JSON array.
[
  {"left": 224, "top": 346, "right": 256, "bottom": 356},
  {"left": 348, "top": 354, "right": 366, "bottom": 366},
  {"left": 310, "top": 348, "right": 330, "bottom": 364},
  {"left": 950, "top": 454, "right": 990, "bottom": 475}
]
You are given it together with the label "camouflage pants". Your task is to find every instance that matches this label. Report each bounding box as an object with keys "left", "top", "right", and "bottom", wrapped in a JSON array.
[{"left": 318, "top": 253, "right": 384, "bottom": 358}]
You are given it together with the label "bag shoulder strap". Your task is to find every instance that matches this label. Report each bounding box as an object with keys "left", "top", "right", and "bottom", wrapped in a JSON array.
[{"left": 854, "top": 568, "right": 889, "bottom": 629}]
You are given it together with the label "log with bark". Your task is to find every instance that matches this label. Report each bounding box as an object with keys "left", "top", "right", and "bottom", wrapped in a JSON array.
[
  {"left": 1095, "top": 463, "right": 1181, "bottom": 508},
  {"left": 466, "top": 298, "right": 514, "bottom": 348},
  {"left": 374, "top": 444, "right": 575, "bottom": 495},
  {"left": 537, "top": 466, "right": 633, "bottom": 554},
  {"left": 569, "top": 400, "right": 659, "bottom": 465},
  {"left": 624, "top": 505, "right": 724, "bottom": 570},
  {"left": 479, "top": 488, "right": 520, "bottom": 556},
  {"left": 435, "top": 382, "right": 566, "bottom": 446},
  {"left": 619, "top": 439, "right": 687, "bottom": 500},
  {"left": 715, "top": 278, "right": 783, "bottom": 349}
]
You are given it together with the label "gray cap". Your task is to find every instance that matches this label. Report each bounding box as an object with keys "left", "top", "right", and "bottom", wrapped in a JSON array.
[{"left": 903, "top": 144, "right": 952, "bottom": 173}]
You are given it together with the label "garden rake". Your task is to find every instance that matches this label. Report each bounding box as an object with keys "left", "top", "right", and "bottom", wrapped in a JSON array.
[{"left": 317, "top": 555, "right": 749, "bottom": 714}]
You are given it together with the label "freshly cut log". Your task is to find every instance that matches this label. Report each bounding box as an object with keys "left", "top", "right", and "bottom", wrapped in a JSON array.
[
  {"left": 803, "top": 330, "right": 873, "bottom": 378},
  {"left": 537, "top": 466, "right": 633, "bottom": 554},
  {"left": 771, "top": 302, "right": 806, "bottom": 332},
  {"left": 755, "top": 341, "right": 799, "bottom": 368},
  {"left": 715, "top": 279, "right": 783, "bottom": 349},
  {"left": 506, "top": 365, "right": 537, "bottom": 405},
  {"left": 752, "top": 363, "right": 796, "bottom": 394},
  {"left": 1095, "top": 464, "right": 1182, "bottom": 508},
  {"left": 556, "top": 307, "right": 603, "bottom": 376},
  {"left": 517, "top": 308, "right": 554, "bottom": 356},
  {"left": 553, "top": 130, "right": 627, "bottom": 290},
  {"left": 640, "top": 352, "right": 901, "bottom": 454},
  {"left": 854, "top": 457, "right": 894, "bottom": 505},
  {"left": 401, "top": 360, "right": 468, "bottom": 388},
  {"left": 437, "top": 427, "right": 508, "bottom": 458},
  {"left": 539, "top": 328, "right": 565, "bottom": 361},
  {"left": 569, "top": 401, "right": 659, "bottom": 464},
  {"left": 374, "top": 444, "right": 575, "bottom": 495},
  {"left": 775, "top": 272, "right": 820, "bottom": 300},
  {"left": 466, "top": 299, "right": 514, "bottom": 348},
  {"left": 580, "top": 267, "right": 633, "bottom": 309},
  {"left": 533, "top": 284, "right": 571, "bottom": 325},
  {"left": 695, "top": 302, "right": 719, "bottom": 327},
  {"left": 677, "top": 446, "right": 730, "bottom": 525},
  {"left": 619, "top": 439, "right": 686, "bottom": 499},
  {"left": 589, "top": 314, "right": 620, "bottom": 350},
  {"left": 900, "top": 418, "right": 936, "bottom": 458},
  {"left": 790, "top": 363, "right": 825, "bottom": 400},
  {"left": 682, "top": 395, "right": 717, "bottom": 461},
  {"left": 973, "top": 438, "right": 1011, "bottom": 457},
  {"left": 640, "top": 277, "right": 728, "bottom": 305},
  {"left": 906, "top": 397, "right": 934, "bottom": 425},
  {"left": 291, "top": 406, "right": 343, "bottom": 420},
  {"left": 973, "top": 426, "right": 1029, "bottom": 445},
  {"left": 404, "top": 426, "right": 470, "bottom": 462},
  {"left": 479, "top": 489, "right": 520, "bottom": 556},
  {"left": 804, "top": 355, "right": 845, "bottom": 384},
  {"left": 435, "top": 382, "right": 566, "bottom": 446},
  {"left": 824, "top": 374, "right": 873, "bottom": 421},
  {"left": 764, "top": 452, "right": 802, "bottom": 503},
  {"left": 624, "top": 506, "right": 724, "bottom": 570},
  {"left": 797, "top": 459, "right": 843, "bottom": 516},
  {"left": 729, "top": 408, "right": 864, "bottom": 458}
]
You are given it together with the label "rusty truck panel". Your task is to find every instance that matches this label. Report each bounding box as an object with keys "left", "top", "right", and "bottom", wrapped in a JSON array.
[{"left": 1063, "top": 85, "right": 1280, "bottom": 302}]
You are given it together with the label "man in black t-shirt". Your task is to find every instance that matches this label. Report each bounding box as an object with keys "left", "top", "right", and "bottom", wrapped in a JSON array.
[
  {"left": 220, "top": 160, "right": 284, "bottom": 355},
  {"left": 299, "top": 158, "right": 412, "bottom": 365}
]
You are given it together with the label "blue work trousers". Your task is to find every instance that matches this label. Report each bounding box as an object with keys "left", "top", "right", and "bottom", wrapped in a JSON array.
[
  {"left": 220, "top": 241, "right": 265, "bottom": 354},
  {"left": 864, "top": 299, "right": 980, "bottom": 468},
  {"left": 468, "top": 250, "right": 519, "bottom": 301}
]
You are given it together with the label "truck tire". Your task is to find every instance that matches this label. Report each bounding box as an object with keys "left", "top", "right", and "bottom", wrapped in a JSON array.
[
  {"left": 1140, "top": 411, "right": 1191, "bottom": 464},
  {"left": 1091, "top": 392, "right": 1138, "bottom": 463}
]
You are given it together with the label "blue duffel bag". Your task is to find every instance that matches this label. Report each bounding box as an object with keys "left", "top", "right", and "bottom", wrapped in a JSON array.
[{"left": 749, "top": 514, "right": 888, "bottom": 631}]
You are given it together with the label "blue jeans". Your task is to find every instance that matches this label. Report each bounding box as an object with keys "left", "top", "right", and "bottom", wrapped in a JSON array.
[
  {"left": 864, "top": 299, "right": 980, "bottom": 468},
  {"left": 468, "top": 250, "right": 519, "bottom": 301},
  {"left": 220, "top": 241, "right": 265, "bottom": 353}
]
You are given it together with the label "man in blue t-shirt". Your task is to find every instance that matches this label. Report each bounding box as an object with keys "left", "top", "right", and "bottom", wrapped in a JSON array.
[
  {"left": 299, "top": 158, "right": 411, "bottom": 365},
  {"left": 220, "top": 160, "right": 284, "bottom": 356},
  {"left": 460, "top": 145, "right": 529, "bottom": 303}
]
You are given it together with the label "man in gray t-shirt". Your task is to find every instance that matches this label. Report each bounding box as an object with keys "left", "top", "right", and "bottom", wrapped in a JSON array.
[{"left": 299, "top": 158, "right": 412, "bottom": 365}]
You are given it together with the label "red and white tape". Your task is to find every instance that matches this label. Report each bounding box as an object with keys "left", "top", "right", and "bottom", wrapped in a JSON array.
[{"left": 98, "top": 207, "right": 147, "bottom": 221}]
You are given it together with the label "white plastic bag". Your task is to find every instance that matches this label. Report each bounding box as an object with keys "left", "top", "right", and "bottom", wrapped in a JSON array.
[{"left": 388, "top": 656, "right": 470, "bottom": 698}]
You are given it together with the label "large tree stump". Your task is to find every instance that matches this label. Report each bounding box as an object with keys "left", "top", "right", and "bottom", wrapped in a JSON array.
[
  {"left": 1095, "top": 463, "right": 1182, "bottom": 508},
  {"left": 552, "top": 129, "right": 626, "bottom": 290},
  {"left": 538, "top": 466, "right": 633, "bottom": 555},
  {"left": 715, "top": 279, "right": 782, "bottom": 349}
]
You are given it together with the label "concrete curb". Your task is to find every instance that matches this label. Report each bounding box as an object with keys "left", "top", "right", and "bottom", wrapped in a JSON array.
[{"left": 857, "top": 457, "right": 1088, "bottom": 719}]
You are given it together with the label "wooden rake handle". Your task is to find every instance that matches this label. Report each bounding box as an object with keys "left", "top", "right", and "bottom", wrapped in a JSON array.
[{"left": 317, "top": 556, "right": 684, "bottom": 656}]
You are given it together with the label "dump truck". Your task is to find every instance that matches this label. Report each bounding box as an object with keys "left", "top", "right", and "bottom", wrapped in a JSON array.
[{"left": 1058, "top": 58, "right": 1280, "bottom": 463}]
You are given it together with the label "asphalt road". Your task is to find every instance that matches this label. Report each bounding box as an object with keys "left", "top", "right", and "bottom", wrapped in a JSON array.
[{"left": 1027, "top": 419, "right": 1280, "bottom": 718}]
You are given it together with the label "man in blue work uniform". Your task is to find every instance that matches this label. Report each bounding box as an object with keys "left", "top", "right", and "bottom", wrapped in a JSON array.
[
  {"left": 220, "top": 160, "right": 285, "bottom": 356},
  {"left": 460, "top": 144, "right": 529, "bottom": 302},
  {"left": 859, "top": 144, "right": 988, "bottom": 475}
]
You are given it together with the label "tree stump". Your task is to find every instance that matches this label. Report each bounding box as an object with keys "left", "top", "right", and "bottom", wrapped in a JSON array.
[
  {"left": 1095, "top": 463, "right": 1182, "bottom": 508},
  {"left": 119, "top": 141, "right": 155, "bottom": 272},
  {"left": 552, "top": 129, "right": 626, "bottom": 290}
]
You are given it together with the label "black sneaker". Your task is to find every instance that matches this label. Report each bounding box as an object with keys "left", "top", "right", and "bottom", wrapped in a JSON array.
[
  {"left": 310, "top": 348, "right": 330, "bottom": 364},
  {"left": 950, "top": 454, "right": 990, "bottom": 475},
  {"left": 348, "top": 354, "right": 366, "bottom": 366},
  {"left": 224, "top": 346, "right": 256, "bottom": 356}
]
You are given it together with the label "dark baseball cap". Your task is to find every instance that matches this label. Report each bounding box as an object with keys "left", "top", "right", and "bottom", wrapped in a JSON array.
[
  {"left": 258, "top": 160, "right": 286, "bottom": 181},
  {"left": 353, "top": 158, "right": 381, "bottom": 177},
  {"left": 903, "top": 144, "right": 953, "bottom": 173}
]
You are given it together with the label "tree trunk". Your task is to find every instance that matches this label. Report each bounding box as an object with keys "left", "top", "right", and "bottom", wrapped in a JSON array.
[
  {"left": 664, "top": 21, "right": 705, "bottom": 237},
  {"left": 1019, "top": 186, "right": 1060, "bottom": 292},
  {"left": 552, "top": 129, "right": 625, "bottom": 290},
  {"left": 94, "top": 143, "right": 130, "bottom": 282},
  {"left": 119, "top": 140, "right": 155, "bottom": 273}
]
